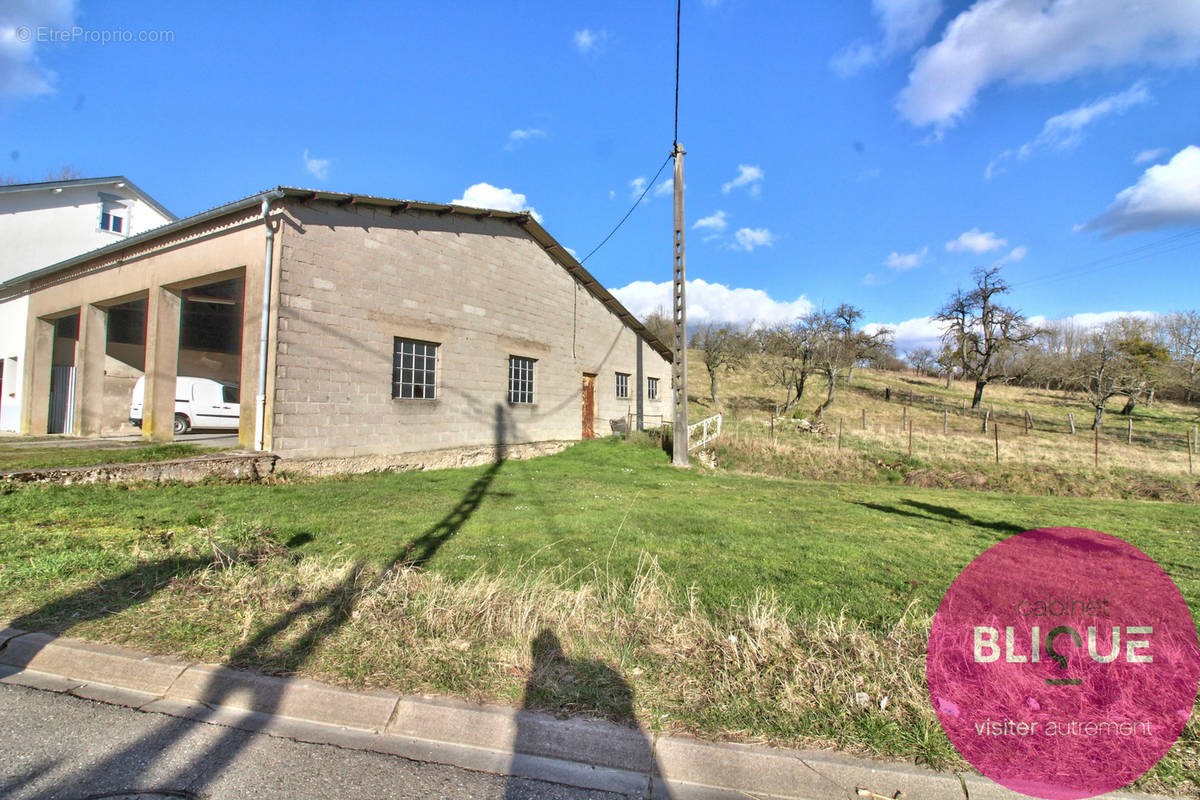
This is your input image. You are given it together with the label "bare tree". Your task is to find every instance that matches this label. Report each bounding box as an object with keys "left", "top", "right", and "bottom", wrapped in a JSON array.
[
  {"left": 691, "top": 322, "right": 750, "bottom": 409},
  {"left": 758, "top": 320, "right": 816, "bottom": 411},
  {"left": 44, "top": 165, "right": 83, "bottom": 181},
  {"left": 935, "top": 266, "right": 1037, "bottom": 409},
  {"left": 907, "top": 347, "right": 937, "bottom": 376},
  {"left": 1164, "top": 310, "right": 1200, "bottom": 403},
  {"left": 810, "top": 304, "right": 892, "bottom": 419},
  {"left": 640, "top": 305, "right": 674, "bottom": 349}
]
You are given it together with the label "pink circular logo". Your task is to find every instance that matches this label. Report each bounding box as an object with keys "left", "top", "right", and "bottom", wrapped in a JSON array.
[{"left": 927, "top": 527, "right": 1199, "bottom": 799}]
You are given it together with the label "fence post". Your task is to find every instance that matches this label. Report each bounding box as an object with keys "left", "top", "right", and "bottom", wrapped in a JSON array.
[
  {"left": 1094, "top": 426, "right": 1099, "bottom": 469},
  {"left": 1194, "top": 425, "right": 1198, "bottom": 454},
  {"left": 770, "top": 410, "right": 775, "bottom": 443},
  {"left": 1023, "top": 410, "right": 1029, "bottom": 435},
  {"left": 982, "top": 409, "right": 990, "bottom": 433},
  {"left": 1189, "top": 429, "right": 1194, "bottom": 475},
  {"left": 838, "top": 417, "right": 844, "bottom": 450},
  {"left": 1068, "top": 413, "right": 1075, "bottom": 435},
  {"left": 961, "top": 399, "right": 966, "bottom": 415},
  {"left": 909, "top": 423, "right": 913, "bottom": 457},
  {"left": 1127, "top": 418, "right": 1132, "bottom": 445},
  {"left": 861, "top": 408, "right": 867, "bottom": 430},
  {"left": 943, "top": 409, "right": 948, "bottom": 435},
  {"left": 902, "top": 406, "right": 908, "bottom": 431},
  {"left": 994, "top": 423, "right": 999, "bottom": 464}
]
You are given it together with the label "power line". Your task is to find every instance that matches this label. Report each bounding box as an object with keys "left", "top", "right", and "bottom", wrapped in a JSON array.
[
  {"left": 579, "top": 154, "right": 673, "bottom": 265},
  {"left": 1012, "top": 228, "right": 1200, "bottom": 289}
]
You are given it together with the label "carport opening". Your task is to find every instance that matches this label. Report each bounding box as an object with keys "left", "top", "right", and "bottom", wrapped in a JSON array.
[
  {"left": 47, "top": 313, "right": 79, "bottom": 434},
  {"left": 174, "top": 276, "right": 244, "bottom": 438}
]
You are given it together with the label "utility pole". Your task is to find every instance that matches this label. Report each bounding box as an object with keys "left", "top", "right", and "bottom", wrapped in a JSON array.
[{"left": 671, "top": 141, "right": 689, "bottom": 467}]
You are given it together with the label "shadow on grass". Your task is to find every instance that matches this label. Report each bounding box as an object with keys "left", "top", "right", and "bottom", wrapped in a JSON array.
[
  {"left": 848, "top": 499, "right": 1026, "bottom": 537},
  {"left": 504, "top": 629, "right": 668, "bottom": 799},
  {"left": 7, "top": 404, "right": 520, "bottom": 798}
]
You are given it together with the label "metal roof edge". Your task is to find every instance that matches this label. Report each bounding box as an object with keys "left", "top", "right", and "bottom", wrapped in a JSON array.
[{"left": 0, "top": 175, "right": 177, "bottom": 221}]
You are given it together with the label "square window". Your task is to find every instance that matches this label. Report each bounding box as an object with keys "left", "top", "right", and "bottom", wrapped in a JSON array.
[
  {"left": 393, "top": 338, "right": 438, "bottom": 400},
  {"left": 615, "top": 372, "right": 630, "bottom": 399},
  {"left": 647, "top": 377, "right": 659, "bottom": 400},
  {"left": 509, "top": 356, "right": 535, "bottom": 404}
]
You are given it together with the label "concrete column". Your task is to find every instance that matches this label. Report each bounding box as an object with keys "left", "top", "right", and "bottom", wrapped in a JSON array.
[
  {"left": 74, "top": 304, "right": 108, "bottom": 437},
  {"left": 142, "top": 286, "right": 181, "bottom": 442},
  {"left": 20, "top": 316, "right": 54, "bottom": 434}
]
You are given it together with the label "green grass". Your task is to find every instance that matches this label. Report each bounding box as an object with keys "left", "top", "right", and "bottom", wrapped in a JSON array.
[
  {"left": 1, "top": 438, "right": 1197, "bottom": 792},
  {"left": 5, "top": 438, "right": 1198, "bottom": 626},
  {"left": 0, "top": 441, "right": 218, "bottom": 472}
]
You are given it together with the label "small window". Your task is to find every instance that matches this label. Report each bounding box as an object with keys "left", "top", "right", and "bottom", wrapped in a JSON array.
[
  {"left": 509, "top": 356, "right": 535, "bottom": 404},
  {"left": 615, "top": 372, "right": 630, "bottom": 399},
  {"left": 393, "top": 338, "right": 438, "bottom": 399},
  {"left": 222, "top": 385, "right": 240, "bottom": 404},
  {"left": 100, "top": 209, "right": 125, "bottom": 232},
  {"left": 647, "top": 377, "right": 659, "bottom": 400}
]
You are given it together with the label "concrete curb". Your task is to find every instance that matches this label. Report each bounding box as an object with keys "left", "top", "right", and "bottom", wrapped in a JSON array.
[{"left": 0, "top": 626, "right": 1171, "bottom": 800}]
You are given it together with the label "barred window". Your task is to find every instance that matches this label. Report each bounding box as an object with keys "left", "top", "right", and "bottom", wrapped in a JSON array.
[
  {"left": 392, "top": 338, "right": 437, "bottom": 399},
  {"left": 509, "top": 356, "right": 535, "bottom": 404},
  {"left": 616, "top": 372, "right": 630, "bottom": 399},
  {"left": 647, "top": 377, "right": 659, "bottom": 400}
]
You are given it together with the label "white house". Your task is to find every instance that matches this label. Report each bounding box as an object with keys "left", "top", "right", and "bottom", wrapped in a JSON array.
[{"left": 0, "top": 177, "right": 175, "bottom": 431}]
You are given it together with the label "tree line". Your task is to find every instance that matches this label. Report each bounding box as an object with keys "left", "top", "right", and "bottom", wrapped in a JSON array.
[{"left": 643, "top": 265, "right": 1199, "bottom": 430}]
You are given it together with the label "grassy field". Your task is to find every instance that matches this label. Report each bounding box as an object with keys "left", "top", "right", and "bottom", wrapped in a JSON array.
[
  {"left": 0, "top": 439, "right": 219, "bottom": 472},
  {"left": 683, "top": 356, "right": 1200, "bottom": 500},
  {"left": 2, "top": 438, "right": 1197, "bottom": 792}
]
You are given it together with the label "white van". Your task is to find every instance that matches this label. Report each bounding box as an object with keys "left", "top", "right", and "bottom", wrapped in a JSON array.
[{"left": 130, "top": 376, "right": 240, "bottom": 434}]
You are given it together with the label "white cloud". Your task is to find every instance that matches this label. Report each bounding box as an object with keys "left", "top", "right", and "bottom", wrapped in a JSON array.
[
  {"left": 1134, "top": 147, "right": 1168, "bottom": 164},
  {"left": 897, "top": 0, "right": 1200, "bottom": 131},
  {"left": 302, "top": 149, "right": 330, "bottom": 181},
  {"left": 832, "top": 0, "right": 943, "bottom": 77},
  {"left": 1027, "top": 310, "right": 1159, "bottom": 330},
  {"left": 995, "top": 245, "right": 1028, "bottom": 266},
  {"left": 0, "top": 0, "right": 74, "bottom": 97},
  {"left": 946, "top": 228, "right": 1007, "bottom": 254},
  {"left": 629, "top": 176, "right": 648, "bottom": 198},
  {"left": 1082, "top": 145, "right": 1200, "bottom": 236},
  {"left": 732, "top": 227, "right": 776, "bottom": 252},
  {"left": 864, "top": 316, "right": 947, "bottom": 354},
  {"left": 721, "top": 164, "right": 764, "bottom": 196},
  {"left": 565, "top": 247, "right": 578, "bottom": 258},
  {"left": 862, "top": 273, "right": 881, "bottom": 286},
  {"left": 610, "top": 278, "right": 812, "bottom": 326},
  {"left": 1014, "top": 83, "right": 1150, "bottom": 161},
  {"left": 653, "top": 177, "right": 676, "bottom": 197},
  {"left": 573, "top": 28, "right": 608, "bottom": 54},
  {"left": 884, "top": 245, "right": 928, "bottom": 270},
  {"left": 451, "top": 182, "right": 543, "bottom": 223},
  {"left": 693, "top": 210, "right": 728, "bottom": 232},
  {"left": 505, "top": 128, "right": 546, "bottom": 150}
]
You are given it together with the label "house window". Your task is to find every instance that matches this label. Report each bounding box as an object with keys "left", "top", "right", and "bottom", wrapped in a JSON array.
[
  {"left": 100, "top": 211, "right": 124, "bottom": 233},
  {"left": 615, "top": 372, "right": 630, "bottom": 399},
  {"left": 98, "top": 193, "right": 128, "bottom": 234},
  {"left": 647, "top": 377, "right": 659, "bottom": 400},
  {"left": 509, "top": 356, "right": 535, "bottom": 404},
  {"left": 392, "top": 338, "right": 438, "bottom": 399}
]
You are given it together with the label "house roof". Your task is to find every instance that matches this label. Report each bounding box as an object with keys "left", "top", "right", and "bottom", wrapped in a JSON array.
[
  {"left": 0, "top": 176, "right": 177, "bottom": 222},
  {"left": 0, "top": 185, "right": 673, "bottom": 362}
]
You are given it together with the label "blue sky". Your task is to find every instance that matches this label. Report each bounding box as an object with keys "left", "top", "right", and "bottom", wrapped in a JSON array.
[{"left": 3, "top": 1, "right": 1199, "bottom": 352}]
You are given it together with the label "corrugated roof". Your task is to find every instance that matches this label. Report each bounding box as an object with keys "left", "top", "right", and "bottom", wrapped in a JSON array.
[
  {"left": 0, "top": 185, "right": 673, "bottom": 362},
  {"left": 0, "top": 175, "right": 177, "bottom": 222}
]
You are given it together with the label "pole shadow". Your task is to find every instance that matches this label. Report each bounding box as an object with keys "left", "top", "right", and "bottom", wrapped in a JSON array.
[
  {"left": 503, "top": 629, "right": 670, "bottom": 799},
  {"left": 12, "top": 405, "right": 513, "bottom": 798}
]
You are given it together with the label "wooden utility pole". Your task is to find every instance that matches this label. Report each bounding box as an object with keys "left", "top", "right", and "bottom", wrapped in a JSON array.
[{"left": 671, "top": 142, "right": 689, "bottom": 467}]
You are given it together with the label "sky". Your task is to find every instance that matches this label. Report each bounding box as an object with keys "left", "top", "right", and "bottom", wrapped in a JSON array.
[{"left": 3, "top": 0, "right": 1199, "bottom": 353}]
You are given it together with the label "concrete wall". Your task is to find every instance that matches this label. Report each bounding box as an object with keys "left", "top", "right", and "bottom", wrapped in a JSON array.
[
  {"left": 0, "top": 295, "right": 26, "bottom": 431},
  {"left": 271, "top": 201, "right": 670, "bottom": 458}
]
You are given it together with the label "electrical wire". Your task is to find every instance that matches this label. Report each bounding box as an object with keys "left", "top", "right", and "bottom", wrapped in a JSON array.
[
  {"left": 1012, "top": 227, "right": 1200, "bottom": 289},
  {"left": 579, "top": 154, "right": 672, "bottom": 265}
]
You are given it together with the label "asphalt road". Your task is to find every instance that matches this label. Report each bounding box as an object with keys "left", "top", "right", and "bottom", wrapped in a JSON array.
[{"left": 0, "top": 684, "right": 633, "bottom": 800}]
